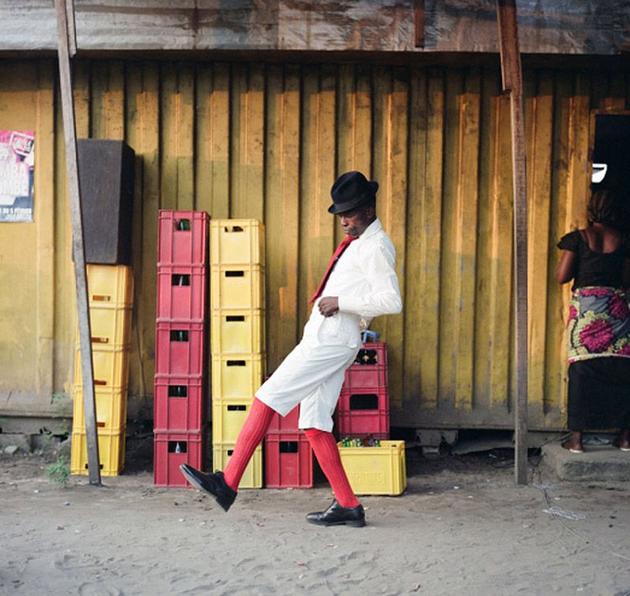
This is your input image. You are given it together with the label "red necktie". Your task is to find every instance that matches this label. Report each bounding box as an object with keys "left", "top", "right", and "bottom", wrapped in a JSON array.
[{"left": 309, "top": 235, "right": 357, "bottom": 304}]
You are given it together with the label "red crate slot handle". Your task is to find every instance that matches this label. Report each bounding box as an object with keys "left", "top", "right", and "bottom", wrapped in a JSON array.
[
  {"left": 168, "top": 385, "right": 188, "bottom": 398},
  {"left": 280, "top": 441, "right": 299, "bottom": 453},
  {"left": 349, "top": 394, "right": 379, "bottom": 410},
  {"left": 168, "top": 441, "right": 187, "bottom": 454},
  {"left": 170, "top": 330, "right": 189, "bottom": 342},
  {"left": 171, "top": 274, "right": 190, "bottom": 286}
]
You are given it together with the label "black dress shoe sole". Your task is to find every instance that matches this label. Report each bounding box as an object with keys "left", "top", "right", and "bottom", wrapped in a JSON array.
[
  {"left": 307, "top": 518, "right": 366, "bottom": 528},
  {"left": 179, "top": 465, "right": 236, "bottom": 512},
  {"left": 180, "top": 464, "right": 205, "bottom": 492}
]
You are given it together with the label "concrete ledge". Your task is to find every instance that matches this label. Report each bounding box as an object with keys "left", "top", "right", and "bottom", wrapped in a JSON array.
[{"left": 542, "top": 443, "right": 630, "bottom": 482}]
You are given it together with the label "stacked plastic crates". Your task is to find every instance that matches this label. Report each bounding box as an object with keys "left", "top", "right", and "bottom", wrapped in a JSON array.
[
  {"left": 336, "top": 342, "right": 406, "bottom": 495},
  {"left": 336, "top": 342, "right": 390, "bottom": 439},
  {"left": 210, "top": 220, "right": 265, "bottom": 488},
  {"left": 71, "top": 265, "right": 133, "bottom": 476},
  {"left": 153, "top": 211, "right": 209, "bottom": 487}
]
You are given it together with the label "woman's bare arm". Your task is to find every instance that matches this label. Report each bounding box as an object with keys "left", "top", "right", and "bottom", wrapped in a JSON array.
[{"left": 555, "top": 250, "right": 577, "bottom": 284}]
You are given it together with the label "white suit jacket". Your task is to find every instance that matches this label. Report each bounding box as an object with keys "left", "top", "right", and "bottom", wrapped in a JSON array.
[{"left": 302, "top": 218, "right": 402, "bottom": 349}]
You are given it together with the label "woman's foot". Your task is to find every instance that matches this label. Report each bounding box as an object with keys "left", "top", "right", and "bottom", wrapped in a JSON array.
[
  {"left": 562, "top": 431, "right": 584, "bottom": 453},
  {"left": 614, "top": 429, "right": 630, "bottom": 452}
]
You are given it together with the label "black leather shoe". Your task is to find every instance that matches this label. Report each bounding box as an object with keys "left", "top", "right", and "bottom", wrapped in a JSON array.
[
  {"left": 306, "top": 499, "right": 366, "bottom": 527},
  {"left": 179, "top": 464, "right": 237, "bottom": 512}
]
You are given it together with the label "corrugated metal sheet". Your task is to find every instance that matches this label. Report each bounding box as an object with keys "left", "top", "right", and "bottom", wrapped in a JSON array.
[{"left": 1, "top": 59, "right": 628, "bottom": 428}]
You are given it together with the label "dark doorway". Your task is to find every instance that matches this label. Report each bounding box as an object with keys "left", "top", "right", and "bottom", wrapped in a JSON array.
[{"left": 591, "top": 114, "right": 630, "bottom": 226}]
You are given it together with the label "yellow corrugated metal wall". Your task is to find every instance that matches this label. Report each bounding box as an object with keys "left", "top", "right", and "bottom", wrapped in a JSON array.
[{"left": 1, "top": 59, "right": 628, "bottom": 429}]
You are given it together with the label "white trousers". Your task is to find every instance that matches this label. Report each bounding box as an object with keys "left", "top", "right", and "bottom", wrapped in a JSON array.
[{"left": 256, "top": 337, "right": 359, "bottom": 432}]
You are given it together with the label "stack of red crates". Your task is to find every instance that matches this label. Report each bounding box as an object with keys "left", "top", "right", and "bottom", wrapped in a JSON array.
[
  {"left": 264, "top": 405, "right": 313, "bottom": 488},
  {"left": 154, "top": 211, "right": 209, "bottom": 487},
  {"left": 336, "top": 342, "right": 390, "bottom": 440}
]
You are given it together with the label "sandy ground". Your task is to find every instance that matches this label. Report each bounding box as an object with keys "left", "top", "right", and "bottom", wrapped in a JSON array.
[{"left": 1, "top": 445, "right": 630, "bottom": 596}]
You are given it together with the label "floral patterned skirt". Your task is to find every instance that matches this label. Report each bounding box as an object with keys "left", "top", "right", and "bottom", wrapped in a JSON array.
[{"left": 566, "top": 286, "right": 630, "bottom": 363}]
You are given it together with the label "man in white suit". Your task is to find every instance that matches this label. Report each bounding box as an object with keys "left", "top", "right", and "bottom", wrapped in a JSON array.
[{"left": 182, "top": 171, "right": 402, "bottom": 527}]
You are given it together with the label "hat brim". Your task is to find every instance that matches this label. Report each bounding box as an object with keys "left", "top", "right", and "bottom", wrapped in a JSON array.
[{"left": 328, "top": 196, "right": 369, "bottom": 214}]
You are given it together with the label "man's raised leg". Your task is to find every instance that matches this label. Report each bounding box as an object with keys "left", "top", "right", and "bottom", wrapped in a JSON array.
[{"left": 180, "top": 398, "right": 275, "bottom": 510}]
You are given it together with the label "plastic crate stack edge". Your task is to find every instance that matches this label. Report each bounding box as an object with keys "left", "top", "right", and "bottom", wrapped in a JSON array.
[
  {"left": 153, "top": 211, "right": 209, "bottom": 487},
  {"left": 210, "top": 219, "right": 265, "bottom": 489},
  {"left": 71, "top": 264, "right": 133, "bottom": 477}
]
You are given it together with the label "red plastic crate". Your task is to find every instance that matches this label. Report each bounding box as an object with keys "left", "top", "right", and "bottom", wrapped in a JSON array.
[
  {"left": 154, "top": 375, "right": 205, "bottom": 432},
  {"left": 155, "top": 322, "right": 205, "bottom": 376},
  {"left": 154, "top": 431, "right": 204, "bottom": 487},
  {"left": 267, "top": 405, "right": 300, "bottom": 434},
  {"left": 158, "top": 210, "right": 208, "bottom": 266},
  {"left": 264, "top": 433, "right": 313, "bottom": 488},
  {"left": 335, "top": 388, "right": 390, "bottom": 439},
  {"left": 342, "top": 342, "right": 388, "bottom": 392},
  {"left": 156, "top": 264, "right": 207, "bottom": 322}
]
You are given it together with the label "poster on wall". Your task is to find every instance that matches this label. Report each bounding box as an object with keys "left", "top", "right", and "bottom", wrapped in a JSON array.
[{"left": 0, "top": 130, "right": 35, "bottom": 222}]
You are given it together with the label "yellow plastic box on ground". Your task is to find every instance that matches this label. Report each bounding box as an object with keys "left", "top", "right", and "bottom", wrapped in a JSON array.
[
  {"left": 70, "top": 430, "right": 126, "bottom": 476},
  {"left": 210, "top": 219, "right": 265, "bottom": 266},
  {"left": 338, "top": 440, "right": 406, "bottom": 496},
  {"left": 211, "top": 354, "right": 264, "bottom": 399},
  {"left": 72, "top": 385, "right": 128, "bottom": 433},
  {"left": 86, "top": 264, "right": 134, "bottom": 308},
  {"left": 212, "top": 443, "right": 262, "bottom": 488},
  {"left": 211, "top": 309, "right": 264, "bottom": 354},
  {"left": 210, "top": 264, "right": 264, "bottom": 311},
  {"left": 74, "top": 346, "right": 130, "bottom": 390},
  {"left": 212, "top": 398, "right": 252, "bottom": 443}
]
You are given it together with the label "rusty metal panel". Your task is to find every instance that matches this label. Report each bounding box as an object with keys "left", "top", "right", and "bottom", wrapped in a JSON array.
[
  {"left": 0, "top": 1, "right": 628, "bottom": 55},
  {"left": 3, "top": 60, "right": 629, "bottom": 430}
]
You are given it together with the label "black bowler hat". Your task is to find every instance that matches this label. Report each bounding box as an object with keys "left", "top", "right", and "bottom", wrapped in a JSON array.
[{"left": 328, "top": 171, "right": 379, "bottom": 214}]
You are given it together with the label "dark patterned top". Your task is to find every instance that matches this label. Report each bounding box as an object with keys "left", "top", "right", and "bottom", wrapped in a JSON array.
[{"left": 558, "top": 230, "right": 630, "bottom": 290}]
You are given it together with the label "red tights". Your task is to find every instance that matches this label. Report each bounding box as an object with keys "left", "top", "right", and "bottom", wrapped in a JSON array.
[{"left": 222, "top": 399, "right": 360, "bottom": 509}]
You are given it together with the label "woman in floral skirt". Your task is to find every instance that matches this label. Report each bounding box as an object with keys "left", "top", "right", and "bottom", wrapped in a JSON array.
[{"left": 556, "top": 189, "right": 630, "bottom": 453}]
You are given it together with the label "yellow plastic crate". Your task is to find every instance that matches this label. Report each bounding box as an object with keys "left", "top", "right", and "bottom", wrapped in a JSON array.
[
  {"left": 210, "top": 264, "right": 264, "bottom": 310},
  {"left": 211, "top": 354, "right": 264, "bottom": 399},
  {"left": 210, "top": 219, "right": 264, "bottom": 266},
  {"left": 72, "top": 385, "right": 127, "bottom": 433},
  {"left": 70, "top": 430, "right": 126, "bottom": 476},
  {"left": 87, "top": 264, "right": 134, "bottom": 308},
  {"left": 211, "top": 398, "right": 252, "bottom": 443},
  {"left": 77, "top": 305, "right": 132, "bottom": 348},
  {"left": 212, "top": 442, "right": 262, "bottom": 488},
  {"left": 211, "top": 309, "right": 264, "bottom": 354},
  {"left": 74, "top": 346, "right": 130, "bottom": 389},
  {"left": 338, "top": 440, "right": 406, "bottom": 496}
]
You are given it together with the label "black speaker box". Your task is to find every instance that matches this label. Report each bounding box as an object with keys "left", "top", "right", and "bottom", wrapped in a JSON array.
[{"left": 78, "top": 139, "right": 135, "bottom": 265}]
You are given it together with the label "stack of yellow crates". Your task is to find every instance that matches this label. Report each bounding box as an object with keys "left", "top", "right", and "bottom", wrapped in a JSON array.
[
  {"left": 210, "top": 220, "right": 265, "bottom": 488},
  {"left": 71, "top": 265, "right": 133, "bottom": 476}
]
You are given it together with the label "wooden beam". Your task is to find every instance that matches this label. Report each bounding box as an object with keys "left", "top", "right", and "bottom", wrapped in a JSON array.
[
  {"left": 55, "top": 0, "right": 101, "bottom": 486},
  {"left": 496, "top": 0, "right": 529, "bottom": 486},
  {"left": 414, "top": 0, "right": 425, "bottom": 49}
]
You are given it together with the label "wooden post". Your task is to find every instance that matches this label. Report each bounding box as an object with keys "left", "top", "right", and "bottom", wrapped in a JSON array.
[
  {"left": 414, "top": 0, "right": 425, "bottom": 48},
  {"left": 55, "top": 0, "right": 101, "bottom": 486},
  {"left": 496, "top": 0, "right": 529, "bottom": 485}
]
